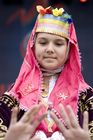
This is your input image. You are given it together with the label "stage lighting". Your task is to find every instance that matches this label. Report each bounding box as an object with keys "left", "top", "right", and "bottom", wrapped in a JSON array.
[{"left": 80, "top": 0, "right": 88, "bottom": 3}]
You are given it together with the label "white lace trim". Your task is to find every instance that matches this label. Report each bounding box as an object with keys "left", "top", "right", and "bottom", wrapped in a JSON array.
[{"left": 35, "top": 130, "right": 65, "bottom": 140}]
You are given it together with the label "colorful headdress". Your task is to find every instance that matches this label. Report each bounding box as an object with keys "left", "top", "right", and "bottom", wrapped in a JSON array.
[{"left": 36, "top": 6, "right": 73, "bottom": 39}]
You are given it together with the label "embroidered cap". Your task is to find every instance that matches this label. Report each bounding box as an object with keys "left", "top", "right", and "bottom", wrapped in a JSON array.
[{"left": 36, "top": 5, "right": 73, "bottom": 39}]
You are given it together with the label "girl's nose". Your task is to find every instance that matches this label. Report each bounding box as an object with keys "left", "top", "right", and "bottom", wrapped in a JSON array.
[{"left": 45, "top": 43, "right": 54, "bottom": 54}]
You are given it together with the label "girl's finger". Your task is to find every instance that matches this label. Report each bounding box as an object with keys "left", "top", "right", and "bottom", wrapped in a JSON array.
[
  {"left": 66, "top": 105, "right": 80, "bottom": 128},
  {"left": 21, "top": 104, "right": 44, "bottom": 123},
  {"left": 83, "top": 111, "right": 89, "bottom": 131},
  {"left": 31, "top": 113, "right": 47, "bottom": 133},
  {"left": 59, "top": 104, "right": 71, "bottom": 129},
  {"left": 10, "top": 107, "right": 18, "bottom": 125},
  {"left": 50, "top": 111, "right": 66, "bottom": 135}
]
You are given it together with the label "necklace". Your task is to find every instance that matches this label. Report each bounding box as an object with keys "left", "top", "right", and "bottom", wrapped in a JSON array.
[
  {"left": 41, "top": 81, "right": 49, "bottom": 98},
  {"left": 41, "top": 76, "right": 50, "bottom": 99},
  {"left": 40, "top": 76, "right": 57, "bottom": 132}
]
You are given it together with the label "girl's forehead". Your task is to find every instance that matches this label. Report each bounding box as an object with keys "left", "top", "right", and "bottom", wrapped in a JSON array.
[{"left": 36, "top": 32, "right": 67, "bottom": 41}]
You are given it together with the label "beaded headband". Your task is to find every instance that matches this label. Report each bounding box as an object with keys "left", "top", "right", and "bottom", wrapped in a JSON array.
[{"left": 36, "top": 5, "right": 73, "bottom": 39}]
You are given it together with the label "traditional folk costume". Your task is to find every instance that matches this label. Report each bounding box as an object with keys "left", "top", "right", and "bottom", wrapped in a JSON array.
[{"left": 0, "top": 6, "right": 93, "bottom": 140}]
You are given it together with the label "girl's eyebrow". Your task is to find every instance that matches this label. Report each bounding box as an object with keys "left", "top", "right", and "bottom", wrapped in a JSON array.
[
  {"left": 55, "top": 38, "right": 67, "bottom": 42},
  {"left": 37, "top": 37, "right": 48, "bottom": 41}
]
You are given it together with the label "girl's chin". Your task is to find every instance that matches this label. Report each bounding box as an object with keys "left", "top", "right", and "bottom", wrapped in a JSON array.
[{"left": 43, "top": 67, "right": 59, "bottom": 71}]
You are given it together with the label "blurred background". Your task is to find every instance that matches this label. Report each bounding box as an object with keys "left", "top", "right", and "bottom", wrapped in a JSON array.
[{"left": 0, "top": 0, "right": 93, "bottom": 94}]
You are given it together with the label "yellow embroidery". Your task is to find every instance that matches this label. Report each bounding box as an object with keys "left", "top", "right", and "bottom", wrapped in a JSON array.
[
  {"left": 89, "top": 101, "right": 93, "bottom": 110},
  {"left": 85, "top": 96, "right": 93, "bottom": 110},
  {"left": 79, "top": 92, "right": 93, "bottom": 112},
  {"left": 89, "top": 121, "right": 93, "bottom": 138},
  {"left": 0, "top": 118, "right": 7, "bottom": 139},
  {"left": 78, "top": 92, "right": 86, "bottom": 112},
  {"left": 0, "top": 94, "right": 18, "bottom": 109}
]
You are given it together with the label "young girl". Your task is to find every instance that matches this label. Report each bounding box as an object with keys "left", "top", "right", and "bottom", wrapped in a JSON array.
[{"left": 0, "top": 5, "right": 93, "bottom": 140}]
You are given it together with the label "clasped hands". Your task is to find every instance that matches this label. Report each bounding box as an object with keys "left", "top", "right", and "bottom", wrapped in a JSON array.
[{"left": 4, "top": 104, "right": 91, "bottom": 140}]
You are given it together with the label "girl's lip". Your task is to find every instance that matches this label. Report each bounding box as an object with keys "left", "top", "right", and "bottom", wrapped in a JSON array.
[{"left": 44, "top": 56, "right": 56, "bottom": 59}]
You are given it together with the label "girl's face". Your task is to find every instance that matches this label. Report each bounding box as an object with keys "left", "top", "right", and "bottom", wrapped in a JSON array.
[{"left": 35, "top": 32, "right": 69, "bottom": 70}]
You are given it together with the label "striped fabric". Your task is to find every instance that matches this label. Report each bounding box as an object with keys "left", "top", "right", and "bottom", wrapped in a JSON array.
[{"left": 36, "top": 13, "right": 71, "bottom": 39}]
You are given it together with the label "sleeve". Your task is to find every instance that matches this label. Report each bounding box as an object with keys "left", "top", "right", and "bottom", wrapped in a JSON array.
[
  {"left": 78, "top": 89, "right": 93, "bottom": 140},
  {"left": 0, "top": 92, "right": 19, "bottom": 140}
]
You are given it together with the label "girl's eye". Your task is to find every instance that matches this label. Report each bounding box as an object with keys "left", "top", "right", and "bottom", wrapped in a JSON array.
[
  {"left": 55, "top": 42, "right": 64, "bottom": 46},
  {"left": 40, "top": 42, "right": 47, "bottom": 45},
  {"left": 39, "top": 41, "right": 47, "bottom": 45},
  {"left": 55, "top": 39, "right": 67, "bottom": 47}
]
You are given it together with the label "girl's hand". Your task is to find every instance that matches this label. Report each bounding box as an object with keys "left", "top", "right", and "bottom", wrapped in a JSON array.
[
  {"left": 5, "top": 104, "right": 46, "bottom": 140},
  {"left": 51, "top": 104, "right": 91, "bottom": 140}
]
